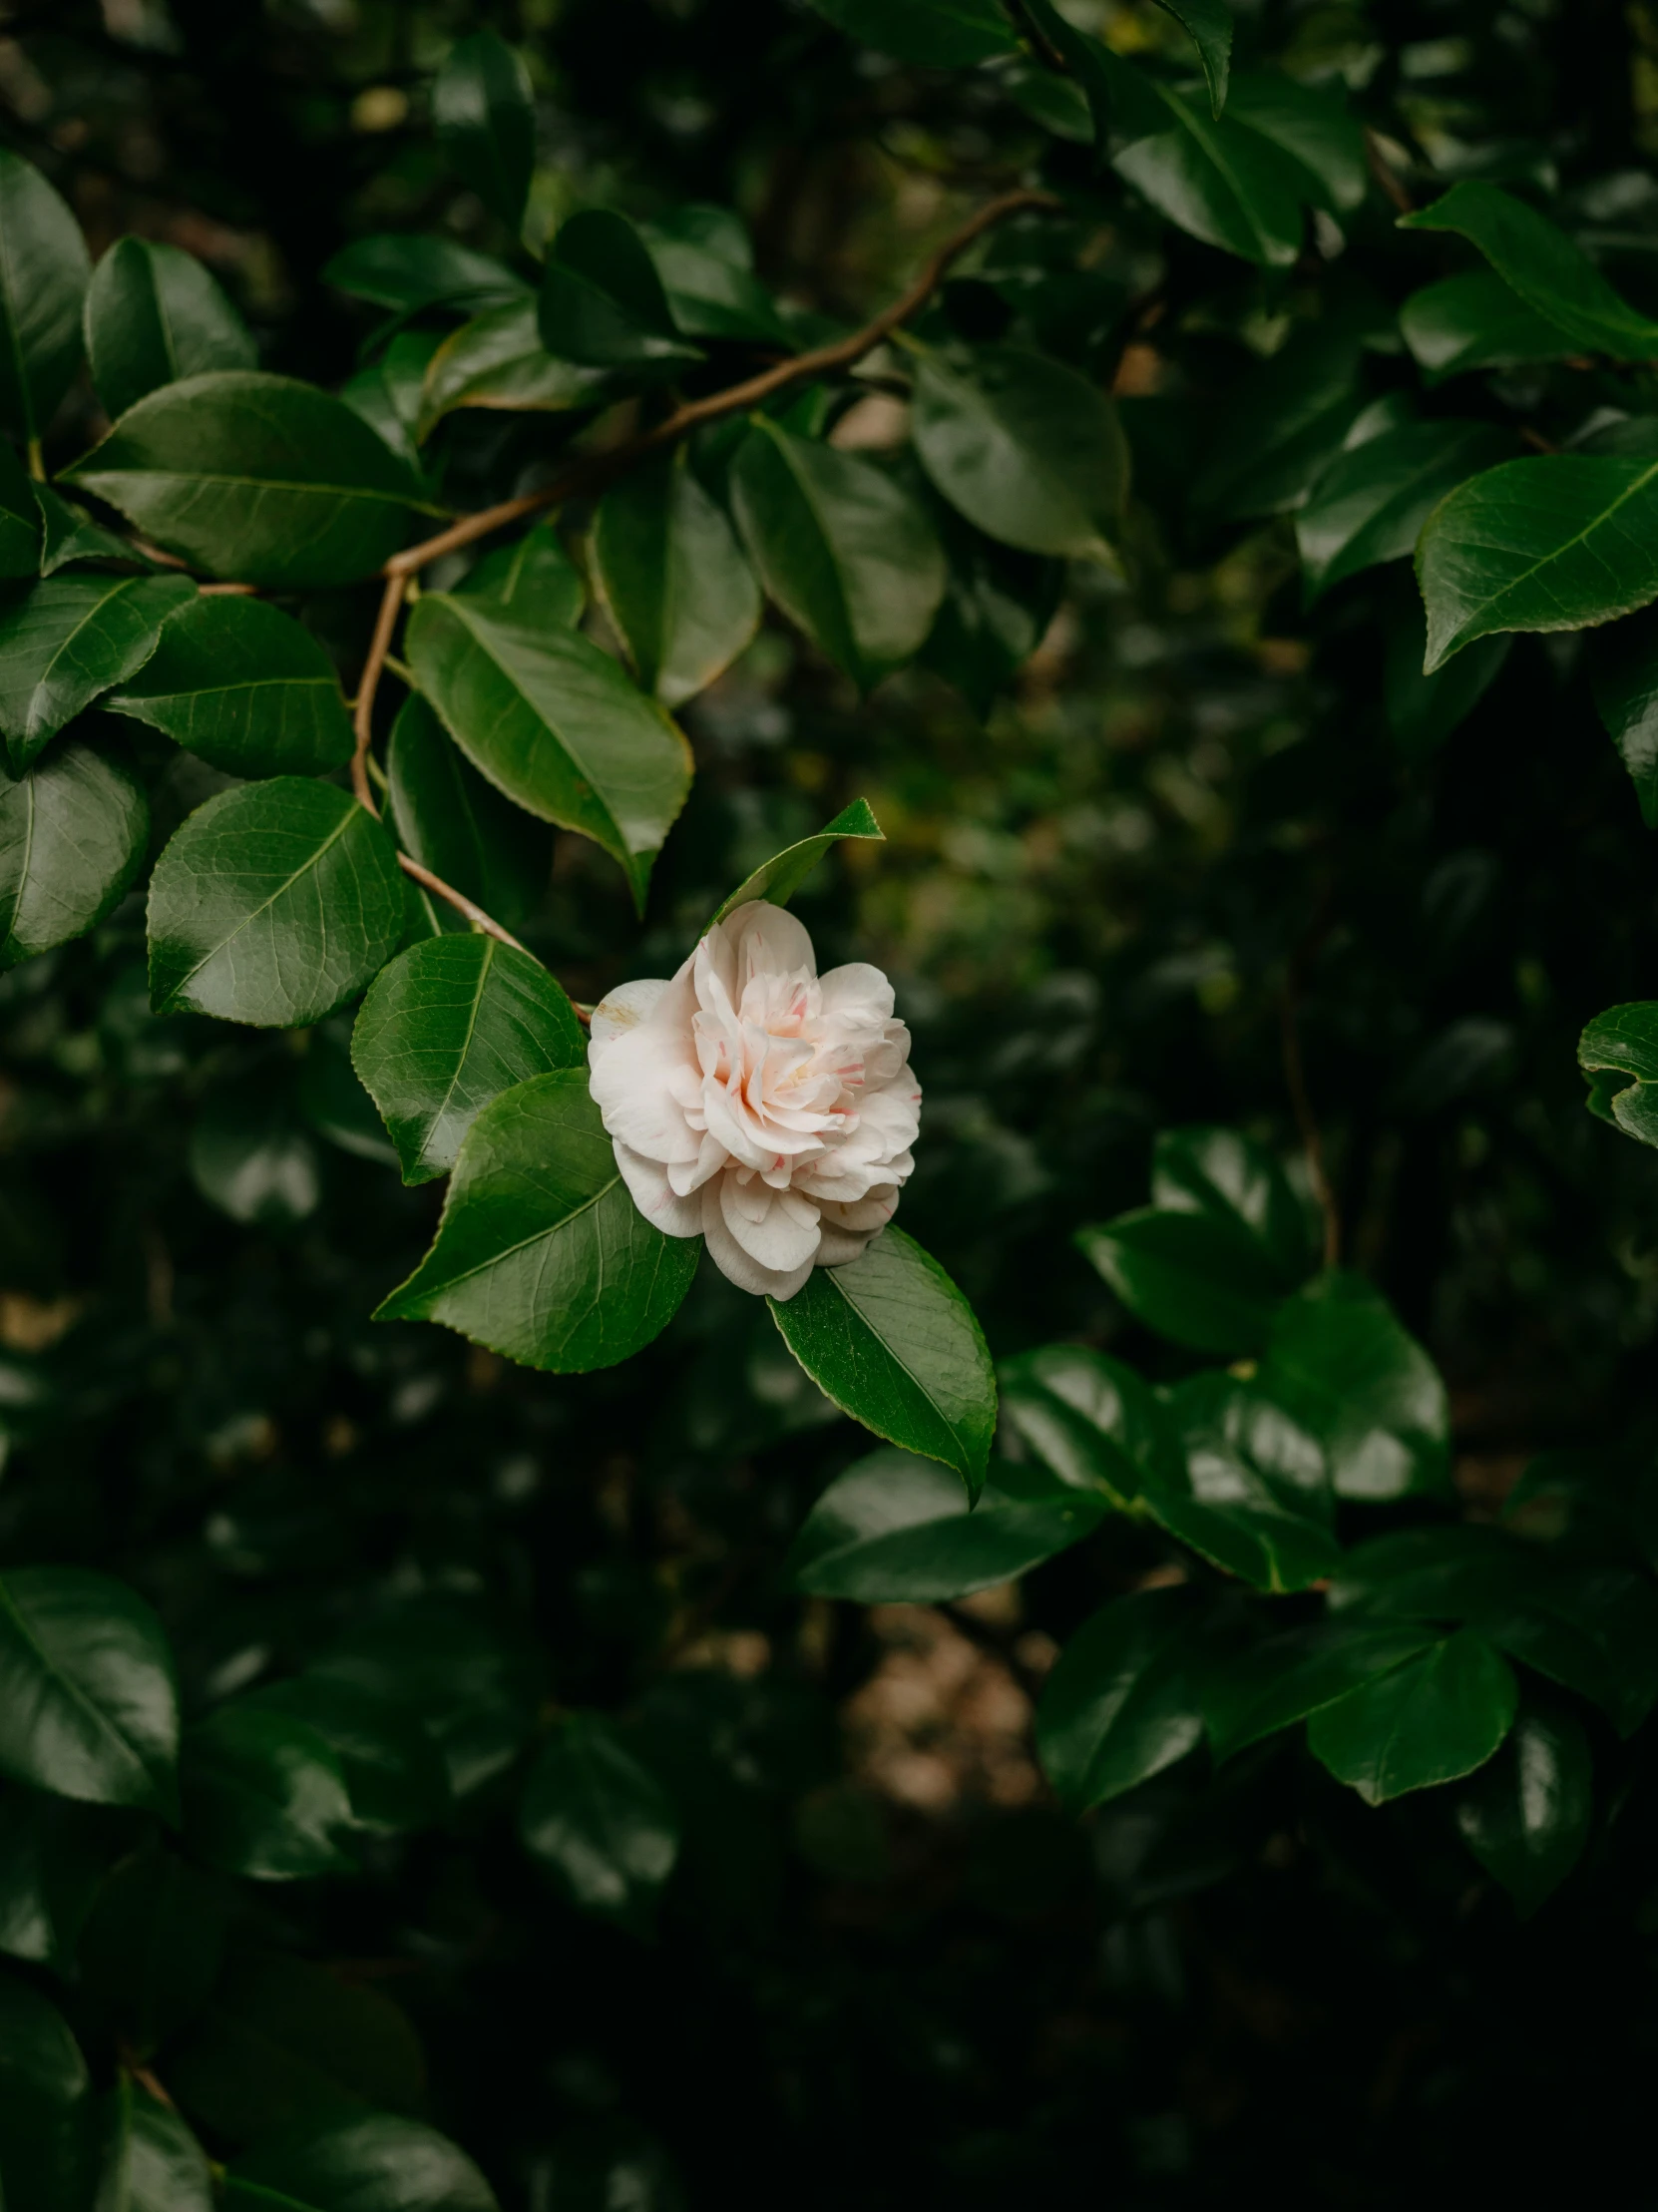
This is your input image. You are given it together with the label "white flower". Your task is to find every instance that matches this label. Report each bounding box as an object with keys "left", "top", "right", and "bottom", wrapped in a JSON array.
[{"left": 587, "top": 901, "right": 921, "bottom": 1300}]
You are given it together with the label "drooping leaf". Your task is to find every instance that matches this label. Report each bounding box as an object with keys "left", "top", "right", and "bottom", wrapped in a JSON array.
[
  {"left": 418, "top": 302, "right": 605, "bottom": 440},
  {"left": 1, "top": 739, "right": 149, "bottom": 970},
  {"left": 767, "top": 1227, "right": 997, "bottom": 1497},
  {"left": 376, "top": 1069, "right": 701, "bottom": 1372},
  {"left": 0, "top": 1565, "right": 180, "bottom": 1818},
  {"left": 385, "top": 692, "right": 550, "bottom": 935},
  {"left": 785, "top": 1447, "right": 1108, "bottom": 1601},
  {"left": 65, "top": 372, "right": 435, "bottom": 588},
  {"left": 244, "top": 1675, "right": 452, "bottom": 1836},
  {"left": 1454, "top": 1699, "right": 1593, "bottom": 1917},
  {"left": 96, "top": 2078, "right": 214, "bottom": 2212},
  {"left": 592, "top": 450, "right": 762, "bottom": 706},
  {"left": 1400, "top": 270, "right": 1577, "bottom": 385},
  {"left": 434, "top": 30, "right": 536, "bottom": 231},
  {"left": 1000, "top": 1341, "right": 1180, "bottom": 1510},
  {"left": 730, "top": 416, "right": 947, "bottom": 688},
  {"left": 1580, "top": 1000, "right": 1658, "bottom": 1145},
  {"left": 1036, "top": 1588, "right": 1209, "bottom": 1809},
  {"left": 181, "top": 1703, "right": 356, "bottom": 1880},
  {"left": 0, "top": 436, "right": 41, "bottom": 578},
  {"left": 1256, "top": 1271, "right": 1451, "bottom": 1501},
  {"left": 404, "top": 590, "right": 692, "bottom": 912},
  {"left": 225, "top": 2115, "right": 499, "bottom": 2212},
  {"left": 83, "top": 236, "right": 255, "bottom": 421},
  {"left": 1203, "top": 1617, "right": 1441, "bottom": 1760},
  {"left": 520, "top": 1714, "right": 680, "bottom": 1938},
  {"left": 352, "top": 935, "right": 586, "bottom": 1184},
  {"left": 538, "top": 210, "right": 702, "bottom": 371},
  {"left": 1306, "top": 1628, "right": 1518, "bottom": 1805},
  {"left": 77, "top": 1845, "right": 227, "bottom": 2056},
  {"left": 322, "top": 234, "right": 528, "bottom": 317},
  {"left": 107, "top": 593, "right": 354, "bottom": 776},
  {"left": 1383, "top": 571, "right": 1511, "bottom": 759},
  {"left": 1295, "top": 419, "right": 1512, "bottom": 603},
  {"left": 0, "top": 148, "right": 92, "bottom": 447},
  {"left": 709, "top": 796, "right": 884, "bottom": 925},
  {"left": 1074, "top": 1207, "right": 1290, "bottom": 1356},
  {"left": 0, "top": 1973, "right": 93, "bottom": 2212},
  {"left": 147, "top": 779, "right": 406, "bottom": 1027},
  {"left": 0, "top": 572, "right": 195, "bottom": 771},
  {"left": 1588, "top": 605, "right": 1658, "bottom": 826},
  {"left": 801, "top": 0, "right": 1018, "bottom": 66},
  {"left": 1151, "top": 0, "right": 1233, "bottom": 117}
]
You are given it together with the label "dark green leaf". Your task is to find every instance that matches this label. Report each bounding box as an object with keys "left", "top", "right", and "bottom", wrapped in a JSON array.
[
  {"left": 147, "top": 779, "right": 406, "bottom": 1027},
  {"left": 65, "top": 372, "right": 434, "bottom": 589},
  {"left": 34, "top": 483, "right": 143, "bottom": 576},
  {"left": 322, "top": 235, "right": 528, "bottom": 317},
  {"left": 1383, "top": 572, "right": 1510, "bottom": 759},
  {"left": 352, "top": 935, "right": 585, "bottom": 1184},
  {"left": 1153, "top": 1370, "right": 1338, "bottom": 1593},
  {"left": 181, "top": 1703, "right": 355, "bottom": 1880},
  {"left": 226, "top": 2115, "right": 499, "bottom": 2212},
  {"left": 0, "top": 573, "right": 195, "bottom": 771},
  {"left": 0, "top": 437, "right": 41, "bottom": 579},
  {"left": 0, "top": 1565, "right": 180, "bottom": 1818},
  {"left": 385, "top": 692, "right": 550, "bottom": 935},
  {"left": 521, "top": 1714, "right": 679, "bottom": 1937},
  {"left": 1589, "top": 605, "right": 1658, "bottom": 825},
  {"left": 1580, "top": 1000, "right": 1658, "bottom": 1144},
  {"left": 97, "top": 2078, "right": 213, "bottom": 2212},
  {"left": 245, "top": 1675, "right": 451, "bottom": 1836},
  {"left": 1, "top": 739, "right": 149, "bottom": 970},
  {"left": 1306, "top": 1628, "right": 1517, "bottom": 1804},
  {"left": 709, "top": 796, "right": 884, "bottom": 925},
  {"left": 1150, "top": 1124, "right": 1314, "bottom": 1282},
  {"left": 1222, "top": 71, "right": 1367, "bottom": 214},
  {"left": 1296, "top": 419, "right": 1512, "bottom": 603},
  {"left": 0, "top": 149, "right": 92, "bottom": 447},
  {"left": 1190, "top": 325, "right": 1367, "bottom": 522},
  {"left": 417, "top": 303, "right": 605, "bottom": 440},
  {"left": 1074, "top": 1207, "right": 1288, "bottom": 1356},
  {"left": 297, "top": 1022, "right": 398, "bottom": 1167},
  {"left": 0, "top": 1973, "right": 93, "bottom": 2212},
  {"left": 643, "top": 227, "right": 792, "bottom": 347},
  {"left": 538, "top": 210, "right": 702, "bottom": 371},
  {"left": 107, "top": 595, "right": 353, "bottom": 776},
  {"left": 593, "top": 451, "right": 761, "bottom": 706},
  {"left": 1036, "top": 1588, "right": 1209, "bottom": 1810},
  {"left": 785, "top": 1447, "right": 1107, "bottom": 1601},
  {"left": 1203, "top": 1617, "right": 1441, "bottom": 1760},
  {"left": 1152, "top": 0, "right": 1233, "bottom": 117},
  {"left": 376, "top": 1069, "right": 700, "bottom": 1372},
  {"left": 0, "top": 1788, "right": 132, "bottom": 1971},
  {"left": 767, "top": 1226, "right": 997, "bottom": 1497},
  {"left": 999, "top": 1342, "right": 1181, "bottom": 1510},
  {"left": 434, "top": 31, "right": 535, "bottom": 230},
  {"left": 189, "top": 1072, "right": 319, "bottom": 1227},
  {"left": 1454, "top": 1700, "right": 1592, "bottom": 1917},
  {"left": 1257, "top": 1271, "right": 1451, "bottom": 1501},
  {"left": 802, "top": 0, "right": 1017, "bottom": 65},
  {"left": 1400, "top": 270, "right": 1576, "bottom": 385},
  {"left": 84, "top": 236, "right": 255, "bottom": 421},
  {"left": 456, "top": 521, "right": 585, "bottom": 627},
  {"left": 340, "top": 330, "right": 441, "bottom": 476},
  {"left": 918, "top": 517, "right": 1061, "bottom": 715},
  {"left": 78, "top": 1846, "right": 227, "bottom": 2056},
  {"left": 404, "top": 590, "right": 691, "bottom": 912},
  {"left": 730, "top": 416, "right": 946, "bottom": 688}
]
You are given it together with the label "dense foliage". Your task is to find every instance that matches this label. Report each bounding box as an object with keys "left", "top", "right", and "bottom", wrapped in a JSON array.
[{"left": 5, "top": 0, "right": 1658, "bottom": 2202}]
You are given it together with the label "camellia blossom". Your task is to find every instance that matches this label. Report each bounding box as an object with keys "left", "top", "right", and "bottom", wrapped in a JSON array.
[{"left": 587, "top": 901, "right": 921, "bottom": 1300}]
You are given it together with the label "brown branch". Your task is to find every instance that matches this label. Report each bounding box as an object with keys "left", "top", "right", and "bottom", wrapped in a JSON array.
[
  {"left": 396, "top": 852, "right": 535, "bottom": 959},
  {"left": 351, "top": 571, "right": 407, "bottom": 813}
]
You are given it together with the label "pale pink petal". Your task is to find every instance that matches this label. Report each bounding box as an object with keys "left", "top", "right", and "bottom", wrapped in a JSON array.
[
  {"left": 719, "top": 1174, "right": 821, "bottom": 1273},
  {"left": 589, "top": 1019, "right": 702, "bottom": 1163},
  {"left": 817, "top": 962, "right": 895, "bottom": 1027},
  {"left": 700, "top": 1180, "right": 815, "bottom": 1299},
  {"left": 588, "top": 977, "right": 670, "bottom": 1061},
  {"left": 612, "top": 1142, "right": 702, "bottom": 1237},
  {"left": 814, "top": 1219, "right": 872, "bottom": 1266},
  {"left": 723, "top": 901, "right": 817, "bottom": 987}
]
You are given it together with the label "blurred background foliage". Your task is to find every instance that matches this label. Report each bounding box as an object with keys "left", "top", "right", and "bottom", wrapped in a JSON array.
[{"left": 6, "top": 0, "right": 1658, "bottom": 2203}]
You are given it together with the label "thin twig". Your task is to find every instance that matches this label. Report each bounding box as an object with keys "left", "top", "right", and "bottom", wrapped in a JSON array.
[
  {"left": 396, "top": 852, "right": 534, "bottom": 957},
  {"left": 351, "top": 571, "right": 409, "bottom": 813}
]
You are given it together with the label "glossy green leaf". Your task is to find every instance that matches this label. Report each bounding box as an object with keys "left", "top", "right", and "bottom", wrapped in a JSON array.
[
  {"left": 107, "top": 594, "right": 353, "bottom": 776},
  {"left": 1222, "top": 71, "right": 1367, "bottom": 213},
  {"left": 97, "top": 2079, "right": 214, "bottom": 2212},
  {"left": 802, "top": 0, "right": 1017, "bottom": 64},
  {"left": 1000, "top": 1341, "right": 1181, "bottom": 1510},
  {"left": 1190, "top": 325, "right": 1367, "bottom": 522},
  {"left": 1296, "top": 419, "right": 1512, "bottom": 603},
  {"left": 376, "top": 1069, "right": 701, "bottom": 1371},
  {"left": 78, "top": 1846, "right": 227, "bottom": 2056},
  {"left": 1383, "top": 573, "right": 1510, "bottom": 759},
  {"left": 189, "top": 1071, "right": 320, "bottom": 1227},
  {"left": 643, "top": 227, "right": 792, "bottom": 347},
  {"left": 418, "top": 302, "right": 604, "bottom": 440},
  {"left": 0, "top": 1973, "right": 93, "bottom": 2212},
  {"left": 539, "top": 210, "right": 702, "bottom": 371},
  {"left": 245, "top": 1675, "right": 451, "bottom": 1836},
  {"left": 785, "top": 1447, "right": 1107, "bottom": 1601},
  {"left": 709, "top": 796, "right": 884, "bottom": 926},
  {"left": 457, "top": 520, "right": 585, "bottom": 627},
  {"left": 0, "top": 436, "right": 41, "bottom": 578},
  {"left": 593, "top": 451, "right": 761, "bottom": 707},
  {"left": 1154, "top": 1370, "right": 1337, "bottom": 1593},
  {"left": 910, "top": 340, "right": 1128, "bottom": 560},
  {"left": 1307, "top": 1628, "right": 1517, "bottom": 1805},
  {"left": 434, "top": 30, "right": 535, "bottom": 230},
  {"left": 147, "top": 779, "right": 405, "bottom": 1027},
  {"left": 1151, "top": 1124, "right": 1314, "bottom": 1283},
  {"left": 919, "top": 517, "right": 1061, "bottom": 715},
  {"left": 1074, "top": 1208, "right": 1289, "bottom": 1356},
  {"left": 225, "top": 2115, "right": 499, "bottom": 2212},
  {"left": 1203, "top": 1618, "right": 1441, "bottom": 1760},
  {"left": 0, "top": 572, "right": 195, "bottom": 771},
  {"left": 0, "top": 1565, "right": 180, "bottom": 1818},
  {"left": 1400, "top": 270, "right": 1575, "bottom": 385},
  {"left": 767, "top": 1226, "right": 997, "bottom": 1497},
  {"left": 730, "top": 416, "right": 946, "bottom": 688},
  {"left": 1589, "top": 605, "right": 1658, "bottom": 825},
  {"left": 521, "top": 1714, "right": 679, "bottom": 1937},
  {"left": 1579, "top": 1000, "right": 1658, "bottom": 1144},
  {"left": 34, "top": 483, "right": 141, "bottom": 576},
  {"left": 340, "top": 330, "right": 441, "bottom": 476},
  {"left": 84, "top": 236, "right": 255, "bottom": 421},
  {"left": 386, "top": 691, "right": 550, "bottom": 935},
  {"left": 0, "top": 148, "right": 92, "bottom": 447},
  {"left": 181, "top": 1703, "right": 355, "bottom": 1880},
  {"left": 322, "top": 234, "right": 528, "bottom": 316},
  {"left": 352, "top": 935, "right": 585, "bottom": 1184},
  {"left": 0, "top": 1787, "right": 131, "bottom": 1970},
  {"left": 65, "top": 372, "right": 434, "bottom": 589},
  {"left": 404, "top": 590, "right": 690, "bottom": 911},
  {"left": 1418, "top": 453, "right": 1658, "bottom": 671},
  {"left": 1036, "top": 1588, "right": 1208, "bottom": 1810},
  {"left": 1256, "top": 1271, "right": 1451, "bottom": 1501},
  {"left": 1401, "top": 180, "right": 1658, "bottom": 360},
  {"left": 1, "top": 739, "right": 149, "bottom": 971},
  {"left": 1152, "top": 0, "right": 1232, "bottom": 116},
  {"left": 1454, "top": 1700, "right": 1592, "bottom": 1917}
]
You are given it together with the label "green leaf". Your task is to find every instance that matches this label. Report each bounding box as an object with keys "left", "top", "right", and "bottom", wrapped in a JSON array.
[
  {"left": 592, "top": 450, "right": 761, "bottom": 707},
  {"left": 0, "top": 573, "right": 196, "bottom": 771},
  {"left": 709, "top": 796, "right": 884, "bottom": 925},
  {"left": 107, "top": 595, "right": 353, "bottom": 776},
  {"left": 84, "top": 237, "right": 255, "bottom": 421},
  {"left": 0, "top": 1973, "right": 93, "bottom": 2212},
  {"left": 77, "top": 1846, "right": 227, "bottom": 2056},
  {"left": 417, "top": 302, "right": 605, "bottom": 440},
  {"left": 918, "top": 516, "right": 1061, "bottom": 715},
  {"left": 1400, "top": 270, "right": 1576, "bottom": 385},
  {"left": 322, "top": 234, "right": 528, "bottom": 317},
  {"left": 1295, "top": 419, "right": 1512, "bottom": 603},
  {"left": 1580, "top": 1000, "right": 1658, "bottom": 1144},
  {"left": 297, "top": 1023, "right": 398, "bottom": 1167},
  {"left": 244, "top": 1675, "right": 451, "bottom": 1836},
  {"left": 1589, "top": 606, "right": 1658, "bottom": 825},
  {"left": 1383, "top": 572, "right": 1510, "bottom": 760},
  {"left": 521, "top": 1715, "right": 679, "bottom": 1937},
  {"left": 538, "top": 210, "right": 702, "bottom": 372},
  {"left": 1306, "top": 1628, "right": 1517, "bottom": 1805},
  {"left": 169, "top": 1952, "right": 423, "bottom": 2147},
  {"left": 1401, "top": 180, "right": 1658, "bottom": 361},
  {"left": 0, "top": 1787, "right": 131, "bottom": 1970},
  {"left": 801, "top": 0, "right": 1018, "bottom": 65},
  {"left": 0, "top": 149, "right": 92, "bottom": 447},
  {"left": 1154, "top": 1370, "right": 1338, "bottom": 1593},
  {"left": 352, "top": 935, "right": 585, "bottom": 1185},
  {"left": 456, "top": 520, "right": 585, "bottom": 628},
  {"left": 730, "top": 416, "right": 946, "bottom": 688},
  {"left": 1222, "top": 70, "right": 1367, "bottom": 213},
  {"left": 1151, "top": 0, "right": 1233, "bottom": 117},
  {"left": 785, "top": 1447, "right": 1107, "bottom": 1601},
  {"left": 34, "top": 483, "right": 143, "bottom": 576},
  {"left": 0, "top": 1565, "right": 180, "bottom": 1818},
  {"left": 1453, "top": 1699, "right": 1592, "bottom": 1916},
  {"left": 909, "top": 340, "right": 1128, "bottom": 559},
  {"left": 767, "top": 1226, "right": 997, "bottom": 1496},
  {"left": 0, "top": 436, "right": 41, "bottom": 579},
  {"left": 340, "top": 330, "right": 441, "bottom": 477},
  {"left": 1151, "top": 1124, "right": 1315, "bottom": 1283},
  {"left": 1203, "top": 1617, "right": 1441, "bottom": 1760},
  {"left": 1074, "top": 1208, "right": 1289, "bottom": 1356},
  {"left": 403, "top": 590, "right": 692, "bottom": 912},
  {"left": 1257, "top": 1271, "right": 1451, "bottom": 1501},
  {"left": 225, "top": 2115, "right": 499, "bottom": 2212},
  {"left": 181, "top": 1703, "right": 355, "bottom": 1880},
  {"left": 434, "top": 30, "right": 536, "bottom": 231},
  {"left": 999, "top": 1342, "right": 1181, "bottom": 1510},
  {"left": 1, "top": 739, "right": 149, "bottom": 971},
  {"left": 65, "top": 372, "right": 434, "bottom": 589},
  {"left": 147, "top": 779, "right": 406, "bottom": 1027},
  {"left": 97, "top": 2079, "right": 214, "bottom": 2212},
  {"left": 376, "top": 1069, "right": 700, "bottom": 1371},
  {"left": 189, "top": 1071, "right": 320, "bottom": 1227},
  {"left": 1190, "top": 325, "right": 1368, "bottom": 522},
  {"left": 1036, "top": 1588, "right": 1209, "bottom": 1810},
  {"left": 643, "top": 226, "right": 793, "bottom": 347},
  {"left": 385, "top": 692, "right": 550, "bottom": 935}
]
